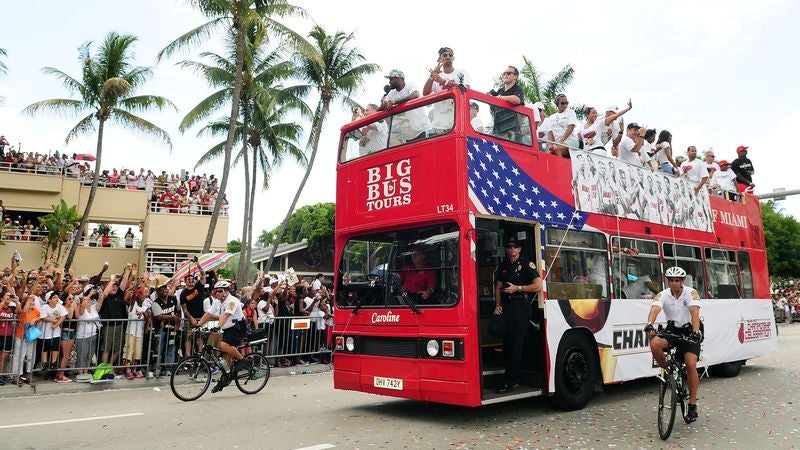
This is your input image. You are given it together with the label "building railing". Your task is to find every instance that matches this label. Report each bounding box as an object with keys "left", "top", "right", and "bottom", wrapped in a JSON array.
[
  {"left": 148, "top": 201, "right": 228, "bottom": 216},
  {"left": 0, "top": 316, "right": 332, "bottom": 381}
]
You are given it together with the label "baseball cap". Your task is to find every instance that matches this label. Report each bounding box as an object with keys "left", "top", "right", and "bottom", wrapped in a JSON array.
[
  {"left": 532, "top": 101, "right": 545, "bottom": 111},
  {"left": 627, "top": 122, "right": 641, "bottom": 129},
  {"left": 82, "top": 284, "right": 95, "bottom": 295},
  {"left": 79, "top": 274, "right": 89, "bottom": 282},
  {"left": 736, "top": 145, "right": 749, "bottom": 153},
  {"left": 719, "top": 160, "right": 731, "bottom": 166},
  {"left": 469, "top": 102, "right": 479, "bottom": 110},
  {"left": 384, "top": 69, "right": 404, "bottom": 79}
]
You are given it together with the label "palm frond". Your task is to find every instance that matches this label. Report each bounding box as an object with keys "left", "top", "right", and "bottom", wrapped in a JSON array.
[
  {"left": 195, "top": 140, "right": 228, "bottom": 169},
  {"left": 179, "top": 89, "right": 232, "bottom": 132},
  {"left": 40, "top": 67, "right": 89, "bottom": 98},
  {"left": 64, "top": 113, "right": 97, "bottom": 144},
  {"left": 21, "top": 98, "right": 87, "bottom": 118},
  {"left": 108, "top": 108, "right": 173, "bottom": 149},
  {"left": 157, "top": 17, "right": 227, "bottom": 62},
  {"left": 118, "top": 95, "right": 179, "bottom": 114}
]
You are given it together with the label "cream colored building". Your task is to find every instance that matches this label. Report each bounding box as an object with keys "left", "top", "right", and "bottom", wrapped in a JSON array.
[{"left": 0, "top": 170, "right": 228, "bottom": 276}]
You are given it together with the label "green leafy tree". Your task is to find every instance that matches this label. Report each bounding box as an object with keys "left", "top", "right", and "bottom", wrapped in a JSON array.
[
  {"left": 0, "top": 47, "right": 7, "bottom": 105},
  {"left": 263, "top": 25, "right": 378, "bottom": 272},
  {"left": 23, "top": 32, "right": 174, "bottom": 269},
  {"left": 159, "top": 0, "right": 308, "bottom": 255},
  {"left": 259, "top": 202, "right": 334, "bottom": 256},
  {"left": 515, "top": 56, "right": 585, "bottom": 119},
  {"left": 185, "top": 26, "right": 308, "bottom": 283},
  {"left": 761, "top": 201, "right": 800, "bottom": 278},
  {"left": 227, "top": 239, "right": 242, "bottom": 253},
  {"left": 39, "top": 200, "right": 83, "bottom": 264}
]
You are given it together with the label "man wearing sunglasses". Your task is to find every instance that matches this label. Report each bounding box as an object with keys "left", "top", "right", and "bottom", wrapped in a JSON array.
[
  {"left": 493, "top": 235, "right": 541, "bottom": 393},
  {"left": 489, "top": 66, "right": 525, "bottom": 142},
  {"left": 424, "top": 47, "right": 471, "bottom": 133}
]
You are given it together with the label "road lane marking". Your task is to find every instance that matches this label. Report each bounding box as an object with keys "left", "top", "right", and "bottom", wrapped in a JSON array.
[
  {"left": 0, "top": 412, "right": 144, "bottom": 429},
  {"left": 293, "top": 445, "right": 335, "bottom": 450}
]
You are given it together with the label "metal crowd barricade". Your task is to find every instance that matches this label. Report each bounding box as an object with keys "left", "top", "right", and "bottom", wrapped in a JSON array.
[{"left": 0, "top": 315, "right": 333, "bottom": 383}]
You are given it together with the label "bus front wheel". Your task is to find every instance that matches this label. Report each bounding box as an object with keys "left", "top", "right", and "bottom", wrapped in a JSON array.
[{"left": 551, "top": 333, "right": 597, "bottom": 411}]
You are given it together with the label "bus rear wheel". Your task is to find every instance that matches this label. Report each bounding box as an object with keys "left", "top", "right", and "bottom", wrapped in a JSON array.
[
  {"left": 551, "top": 333, "right": 597, "bottom": 411},
  {"left": 712, "top": 360, "right": 743, "bottom": 378}
]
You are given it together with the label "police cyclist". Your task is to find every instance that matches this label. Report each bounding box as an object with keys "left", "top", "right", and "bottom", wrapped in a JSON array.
[
  {"left": 197, "top": 280, "right": 246, "bottom": 392},
  {"left": 494, "top": 236, "right": 542, "bottom": 393},
  {"left": 644, "top": 266, "right": 703, "bottom": 421}
]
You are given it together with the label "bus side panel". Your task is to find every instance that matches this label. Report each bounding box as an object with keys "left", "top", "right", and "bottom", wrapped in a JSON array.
[{"left": 545, "top": 299, "right": 778, "bottom": 392}]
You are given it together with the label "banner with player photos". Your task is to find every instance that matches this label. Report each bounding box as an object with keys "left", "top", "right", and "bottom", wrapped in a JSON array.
[{"left": 569, "top": 150, "right": 713, "bottom": 232}]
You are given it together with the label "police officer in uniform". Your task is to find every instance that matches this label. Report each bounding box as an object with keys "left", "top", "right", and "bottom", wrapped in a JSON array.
[{"left": 494, "top": 236, "right": 542, "bottom": 393}]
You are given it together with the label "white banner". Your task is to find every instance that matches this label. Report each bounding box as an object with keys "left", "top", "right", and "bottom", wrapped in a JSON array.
[
  {"left": 545, "top": 298, "right": 778, "bottom": 391},
  {"left": 569, "top": 151, "right": 713, "bottom": 232}
]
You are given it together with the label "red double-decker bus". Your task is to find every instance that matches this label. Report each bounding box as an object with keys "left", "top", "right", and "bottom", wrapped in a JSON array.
[{"left": 331, "top": 87, "right": 777, "bottom": 408}]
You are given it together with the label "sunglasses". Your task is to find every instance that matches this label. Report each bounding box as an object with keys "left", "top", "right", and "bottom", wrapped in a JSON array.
[
  {"left": 502, "top": 71, "right": 516, "bottom": 76},
  {"left": 505, "top": 245, "right": 521, "bottom": 249},
  {"left": 559, "top": 101, "right": 569, "bottom": 105},
  {"left": 440, "top": 52, "right": 453, "bottom": 57}
]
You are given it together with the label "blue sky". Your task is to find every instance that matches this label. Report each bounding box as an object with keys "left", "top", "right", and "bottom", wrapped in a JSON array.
[{"left": 1, "top": 0, "right": 798, "bottom": 241}]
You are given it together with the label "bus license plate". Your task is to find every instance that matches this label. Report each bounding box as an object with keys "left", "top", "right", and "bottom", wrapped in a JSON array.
[{"left": 373, "top": 376, "right": 403, "bottom": 390}]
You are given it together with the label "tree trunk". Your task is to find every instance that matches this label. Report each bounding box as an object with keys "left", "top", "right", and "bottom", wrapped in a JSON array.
[
  {"left": 65, "top": 118, "right": 105, "bottom": 269},
  {"left": 246, "top": 141, "right": 257, "bottom": 275},
  {"left": 236, "top": 107, "right": 250, "bottom": 285},
  {"left": 202, "top": 18, "right": 245, "bottom": 254},
  {"left": 264, "top": 100, "right": 329, "bottom": 272}
]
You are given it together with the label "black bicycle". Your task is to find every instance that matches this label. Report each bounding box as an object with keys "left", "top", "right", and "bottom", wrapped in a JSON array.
[
  {"left": 655, "top": 328, "right": 697, "bottom": 440},
  {"left": 170, "top": 327, "right": 270, "bottom": 401}
]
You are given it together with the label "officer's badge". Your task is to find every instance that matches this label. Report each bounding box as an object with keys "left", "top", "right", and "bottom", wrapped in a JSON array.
[
  {"left": 529, "top": 262, "right": 535, "bottom": 269},
  {"left": 516, "top": 264, "right": 521, "bottom": 272},
  {"left": 228, "top": 301, "right": 235, "bottom": 309}
]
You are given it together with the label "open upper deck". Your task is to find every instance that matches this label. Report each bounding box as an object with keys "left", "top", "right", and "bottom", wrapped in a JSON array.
[{"left": 335, "top": 88, "right": 764, "bottom": 251}]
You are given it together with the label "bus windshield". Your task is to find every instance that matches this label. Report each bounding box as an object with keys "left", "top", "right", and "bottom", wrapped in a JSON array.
[
  {"left": 340, "top": 97, "right": 455, "bottom": 163},
  {"left": 336, "top": 222, "right": 460, "bottom": 309}
]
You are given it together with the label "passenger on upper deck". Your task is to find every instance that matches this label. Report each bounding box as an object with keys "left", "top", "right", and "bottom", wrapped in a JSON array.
[
  {"left": 547, "top": 93, "right": 578, "bottom": 158},
  {"left": 653, "top": 130, "right": 677, "bottom": 175},
  {"left": 711, "top": 160, "right": 738, "bottom": 200},
  {"left": 680, "top": 146, "right": 709, "bottom": 195},
  {"left": 488, "top": 65, "right": 525, "bottom": 142},
  {"left": 617, "top": 122, "right": 647, "bottom": 167},
  {"left": 469, "top": 102, "right": 484, "bottom": 133},
  {"left": 602, "top": 106, "right": 624, "bottom": 152},
  {"left": 380, "top": 69, "right": 431, "bottom": 144},
  {"left": 423, "top": 47, "right": 469, "bottom": 132},
  {"left": 357, "top": 104, "right": 388, "bottom": 156},
  {"left": 578, "top": 100, "right": 632, "bottom": 157},
  {"left": 730, "top": 145, "right": 755, "bottom": 192}
]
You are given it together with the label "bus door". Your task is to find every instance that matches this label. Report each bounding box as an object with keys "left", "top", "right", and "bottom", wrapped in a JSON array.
[{"left": 474, "top": 218, "right": 545, "bottom": 399}]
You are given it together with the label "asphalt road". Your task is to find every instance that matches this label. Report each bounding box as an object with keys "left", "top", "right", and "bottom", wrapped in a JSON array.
[{"left": 3, "top": 323, "right": 799, "bottom": 449}]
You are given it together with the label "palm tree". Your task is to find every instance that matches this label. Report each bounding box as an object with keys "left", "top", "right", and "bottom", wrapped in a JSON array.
[
  {"left": 23, "top": 32, "right": 175, "bottom": 269},
  {"left": 517, "top": 55, "right": 584, "bottom": 118},
  {"left": 38, "top": 200, "right": 83, "bottom": 264},
  {"left": 179, "top": 24, "right": 309, "bottom": 282},
  {"left": 0, "top": 48, "right": 8, "bottom": 105},
  {"left": 159, "top": 0, "right": 308, "bottom": 255},
  {"left": 263, "top": 25, "right": 379, "bottom": 272}
]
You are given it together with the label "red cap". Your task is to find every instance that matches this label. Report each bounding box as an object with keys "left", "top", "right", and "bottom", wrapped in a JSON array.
[
  {"left": 736, "top": 145, "right": 749, "bottom": 152},
  {"left": 719, "top": 160, "right": 730, "bottom": 166}
]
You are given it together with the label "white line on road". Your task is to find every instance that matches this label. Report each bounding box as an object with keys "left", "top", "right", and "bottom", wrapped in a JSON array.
[
  {"left": 293, "top": 444, "right": 335, "bottom": 450},
  {"left": 0, "top": 412, "right": 144, "bottom": 429}
]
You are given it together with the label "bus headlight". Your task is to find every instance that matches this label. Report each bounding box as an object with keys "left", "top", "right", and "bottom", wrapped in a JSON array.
[
  {"left": 426, "top": 339, "right": 440, "bottom": 357},
  {"left": 345, "top": 336, "right": 355, "bottom": 352}
]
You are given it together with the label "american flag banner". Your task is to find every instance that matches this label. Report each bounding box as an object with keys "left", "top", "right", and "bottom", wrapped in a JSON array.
[{"left": 467, "top": 136, "right": 589, "bottom": 231}]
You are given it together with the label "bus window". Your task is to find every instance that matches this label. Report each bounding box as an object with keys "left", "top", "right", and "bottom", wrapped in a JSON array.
[
  {"left": 338, "top": 98, "right": 454, "bottom": 163},
  {"left": 611, "top": 237, "right": 662, "bottom": 299},
  {"left": 705, "top": 248, "right": 740, "bottom": 298},
  {"left": 471, "top": 99, "right": 533, "bottom": 146},
  {"left": 336, "top": 222, "right": 460, "bottom": 309},
  {"left": 738, "top": 251, "right": 755, "bottom": 298},
  {"left": 545, "top": 229, "right": 608, "bottom": 300},
  {"left": 663, "top": 243, "right": 706, "bottom": 295}
]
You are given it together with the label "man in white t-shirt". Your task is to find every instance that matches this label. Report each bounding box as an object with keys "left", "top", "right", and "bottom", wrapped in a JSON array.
[
  {"left": 704, "top": 150, "right": 720, "bottom": 178},
  {"left": 680, "top": 146, "right": 709, "bottom": 195},
  {"left": 617, "top": 122, "right": 646, "bottom": 167},
  {"left": 711, "top": 160, "right": 738, "bottom": 200},
  {"left": 380, "top": 69, "right": 431, "bottom": 144},
  {"left": 423, "top": 46, "right": 470, "bottom": 130},
  {"left": 357, "top": 103, "right": 388, "bottom": 156}
]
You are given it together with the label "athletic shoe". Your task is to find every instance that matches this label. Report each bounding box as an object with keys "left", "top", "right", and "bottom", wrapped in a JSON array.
[
  {"left": 210, "top": 366, "right": 220, "bottom": 375},
  {"left": 54, "top": 376, "right": 72, "bottom": 383},
  {"left": 133, "top": 370, "right": 144, "bottom": 379},
  {"left": 125, "top": 370, "right": 134, "bottom": 380},
  {"left": 687, "top": 403, "right": 698, "bottom": 421}
]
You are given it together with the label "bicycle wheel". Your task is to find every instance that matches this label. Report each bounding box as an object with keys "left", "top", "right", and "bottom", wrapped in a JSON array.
[
  {"left": 171, "top": 356, "right": 211, "bottom": 402},
  {"left": 658, "top": 376, "right": 678, "bottom": 440},
  {"left": 679, "top": 372, "right": 693, "bottom": 423},
  {"left": 234, "top": 353, "right": 270, "bottom": 395}
]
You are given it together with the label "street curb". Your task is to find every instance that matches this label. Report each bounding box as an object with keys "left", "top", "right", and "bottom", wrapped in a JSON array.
[{"left": 0, "top": 363, "right": 332, "bottom": 399}]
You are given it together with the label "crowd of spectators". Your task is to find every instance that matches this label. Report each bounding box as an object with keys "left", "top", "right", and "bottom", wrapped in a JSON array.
[
  {"left": 773, "top": 289, "right": 800, "bottom": 323},
  {"left": 0, "top": 254, "right": 332, "bottom": 386}
]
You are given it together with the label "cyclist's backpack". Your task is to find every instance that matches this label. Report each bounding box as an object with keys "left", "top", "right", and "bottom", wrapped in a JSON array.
[{"left": 92, "top": 363, "right": 114, "bottom": 380}]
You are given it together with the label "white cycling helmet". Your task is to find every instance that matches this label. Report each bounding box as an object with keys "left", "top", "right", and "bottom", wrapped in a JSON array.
[
  {"left": 214, "top": 280, "right": 232, "bottom": 289},
  {"left": 664, "top": 266, "right": 687, "bottom": 278}
]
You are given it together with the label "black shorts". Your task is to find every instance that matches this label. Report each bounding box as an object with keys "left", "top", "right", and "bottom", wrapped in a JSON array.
[
  {"left": 0, "top": 335, "right": 13, "bottom": 352},
  {"left": 221, "top": 327, "right": 244, "bottom": 346},
  {"left": 42, "top": 337, "right": 60, "bottom": 351},
  {"left": 674, "top": 338, "right": 701, "bottom": 358}
]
